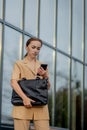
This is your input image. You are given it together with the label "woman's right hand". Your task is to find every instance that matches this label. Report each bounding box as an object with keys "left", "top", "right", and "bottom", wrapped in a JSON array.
[
  {"left": 23, "top": 96, "right": 35, "bottom": 108},
  {"left": 11, "top": 79, "right": 35, "bottom": 108}
]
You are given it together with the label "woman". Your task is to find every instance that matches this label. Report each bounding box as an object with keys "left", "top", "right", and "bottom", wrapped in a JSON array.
[{"left": 11, "top": 37, "right": 50, "bottom": 130}]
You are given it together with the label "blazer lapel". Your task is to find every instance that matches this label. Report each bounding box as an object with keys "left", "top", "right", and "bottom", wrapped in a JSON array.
[{"left": 22, "top": 57, "right": 41, "bottom": 76}]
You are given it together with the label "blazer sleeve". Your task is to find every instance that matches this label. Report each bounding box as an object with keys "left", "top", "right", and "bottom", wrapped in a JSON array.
[{"left": 11, "top": 61, "right": 21, "bottom": 80}]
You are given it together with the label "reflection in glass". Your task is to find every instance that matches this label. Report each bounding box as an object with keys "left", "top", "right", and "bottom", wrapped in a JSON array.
[
  {"left": 71, "top": 61, "right": 83, "bottom": 130},
  {"left": 23, "top": 36, "right": 31, "bottom": 56},
  {"left": 39, "top": 45, "right": 54, "bottom": 125},
  {"left": 57, "top": 0, "right": 70, "bottom": 54},
  {"left": 0, "top": 0, "right": 3, "bottom": 18},
  {"left": 56, "top": 53, "right": 69, "bottom": 128},
  {"left": 72, "top": 0, "right": 82, "bottom": 60},
  {"left": 5, "top": 0, "right": 22, "bottom": 28},
  {"left": 85, "top": 0, "right": 87, "bottom": 64},
  {"left": 84, "top": 66, "right": 87, "bottom": 129},
  {"left": 85, "top": 4, "right": 87, "bottom": 128},
  {"left": 0, "top": 0, "right": 87, "bottom": 129},
  {"left": 39, "top": 45, "right": 54, "bottom": 92},
  {"left": 40, "top": 0, "right": 54, "bottom": 44},
  {"left": 0, "top": 24, "right": 2, "bottom": 52},
  {"left": 24, "top": 0, "right": 38, "bottom": 36},
  {"left": 1, "top": 26, "right": 22, "bottom": 124}
]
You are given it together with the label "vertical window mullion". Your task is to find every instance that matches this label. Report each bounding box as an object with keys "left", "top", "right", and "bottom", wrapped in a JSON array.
[
  {"left": 0, "top": 0, "right": 6, "bottom": 124},
  {"left": 68, "top": 0, "right": 73, "bottom": 129},
  {"left": 82, "top": 0, "right": 85, "bottom": 130}
]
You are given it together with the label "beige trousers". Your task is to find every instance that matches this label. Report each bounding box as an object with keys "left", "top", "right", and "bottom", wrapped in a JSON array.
[{"left": 14, "top": 119, "right": 50, "bottom": 130}]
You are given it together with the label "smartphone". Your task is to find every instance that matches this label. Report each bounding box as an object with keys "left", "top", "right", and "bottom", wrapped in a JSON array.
[{"left": 41, "top": 64, "right": 48, "bottom": 70}]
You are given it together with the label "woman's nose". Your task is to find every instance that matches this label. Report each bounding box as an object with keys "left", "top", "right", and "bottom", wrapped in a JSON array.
[{"left": 35, "top": 49, "right": 39, "bottom": 53}]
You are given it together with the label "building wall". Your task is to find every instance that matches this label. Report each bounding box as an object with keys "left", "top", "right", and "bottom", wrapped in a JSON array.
[{"left": 0, "top": 0, "right": 87, "bottom": 130}]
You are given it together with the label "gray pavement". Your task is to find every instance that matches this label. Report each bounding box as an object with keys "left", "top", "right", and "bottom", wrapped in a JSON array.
[{"left": 30, "top": 125, "right": 69, "bottom": 130}]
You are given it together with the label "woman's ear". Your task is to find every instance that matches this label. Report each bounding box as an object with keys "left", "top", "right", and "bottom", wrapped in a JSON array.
[{"left": 25, "top": 46, "right": 28, "bottom": 51}]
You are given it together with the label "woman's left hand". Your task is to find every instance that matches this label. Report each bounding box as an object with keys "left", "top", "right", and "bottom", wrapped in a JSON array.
[
  {"left": 37, "top": 67, "right": 48, "bottom": 78},
  {"left": 37, "top": 66, "right": 50, "bottom": 89}
]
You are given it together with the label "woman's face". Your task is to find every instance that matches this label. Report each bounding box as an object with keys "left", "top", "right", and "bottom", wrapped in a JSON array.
[{"left": 26, "top": 40, "right": 42, "bottom": 58}]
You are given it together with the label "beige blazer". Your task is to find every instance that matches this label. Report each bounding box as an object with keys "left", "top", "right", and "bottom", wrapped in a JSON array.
[{"left": 11, "top": 56, "right": 49, "bottom": 120}]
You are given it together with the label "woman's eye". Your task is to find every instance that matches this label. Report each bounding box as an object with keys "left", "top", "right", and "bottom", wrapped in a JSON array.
[
  {"left": 37, "top": 48, "right": 40, "bottom": 50},
  {"left": 32, "top": 46, "right": 35, "bottom": 49},
  {"left": 32, "top": 46, "right": 40, "bottom": 50}
]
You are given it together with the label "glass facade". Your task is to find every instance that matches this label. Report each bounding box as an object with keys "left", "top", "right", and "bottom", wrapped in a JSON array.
[{"left": 0, "top": 0, "right": 87, "bottom": 130}]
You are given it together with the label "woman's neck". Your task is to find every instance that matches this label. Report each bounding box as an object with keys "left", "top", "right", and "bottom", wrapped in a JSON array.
[{"left": 27, "top": 55, "right": 36, "bottom": 62}]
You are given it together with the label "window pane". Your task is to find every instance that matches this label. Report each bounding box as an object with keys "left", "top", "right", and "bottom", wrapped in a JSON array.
[
  {"left": 1, "top": 26, "right": 22, "bottom": 124},
  {"left": 24, "top": 0, "right": 38, "bottom": 36},
  {"left": 40, "top": 0, "right": 55, "bottom": 45},
  {"left": 0, "top": 23, "right": 2, "bottom": 43},
  {"left": 83, "top": 0, "right": 87, "bottom": 128},
  {"left": 5, "top": 0, "right": 23, "bottom": 28},
  {"left": 72, "top": 0, "right": 83, "bottom": 60},
  {"left": 39, "top": 45, "right": 54, "bottom": 92},
  {"left": 39, "top": 46, "right": 55, "bottom": 126},
  {"left": 0, "top": 0, "right": 3, "bottom": 18},
  {"left": 0, "top": 23, "right": 2, "bottom": 63},
  {"left": 84, "top": 66, "right": 87, "bottom": 130},
  {"left": 85, "top": 0, "right": 87, "bottom": 64},
  {"left": 71, "top": 61, "right": 83, "bottom": 130},
  {"left": 23, "top": 36, "right": 31, "bottom": 56},
  {"left": 85, "top": 7, "right": 87, "bottom": 128},
  {"left": 56, "top": 53, "right": 69, "bottom": 128},
  {"left": 57, "top": 0, "right": 70, "bottom": 54}
]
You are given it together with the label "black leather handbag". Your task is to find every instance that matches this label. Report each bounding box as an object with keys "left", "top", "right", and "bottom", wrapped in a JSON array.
[{"left": 11, "top": 77, "right": 48, "bottom": 106}]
